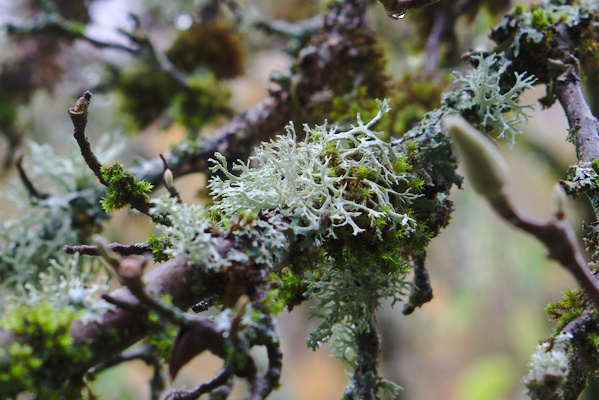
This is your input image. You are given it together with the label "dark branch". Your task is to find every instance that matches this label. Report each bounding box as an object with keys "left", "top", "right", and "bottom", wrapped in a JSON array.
[
  {"left": 165, "top": 369, "right": 231, "bottom": 400},
  {"left": 15, "top": 153, "right": 50, "bottom": 200},
  {"left": 132, "top": 2, "right": 376, "bottom": 185},
  {"left": 64, "top": 243, "right": 152, "bottom": 257},
  {"left": 402, "top": 253, "right": 433, "bottom": 315},
  {"left": 68, "top": 90, "right": 107, "bottom": 186}
]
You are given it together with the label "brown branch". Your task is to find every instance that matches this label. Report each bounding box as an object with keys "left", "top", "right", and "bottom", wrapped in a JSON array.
[
  {"left": 15, "top": 152, "right": 50, "bottom": 199},
  {"left": 488, "top": 193, "right": 599, "bottom": 309},
  {"left": 68, "top": 257, "right": 227, "bottom": 372},
  {"left": 422, "top": 8, "right": 448, "bottom": 79},
  {"left": 165, "top": 369, "right": 231, "bottom": 400},
  {"left": 63, "top": 243, "right": 151, "bottom": 257},
  {"left": 555, "top": 67, "right": 599, "bottom": 163},
  {"left": 68, "top": 90, "right": 107, "bottom": 186},
  {"left": 354, "top": 324, "right": 381, "bottom": 399}
]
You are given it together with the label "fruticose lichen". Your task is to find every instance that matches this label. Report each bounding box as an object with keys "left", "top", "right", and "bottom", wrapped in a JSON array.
[
  {"left": 522, "top": 336, "right": 571, "bottom": 399},
  {"left": 0, "top": 134, "right": 121, "bottom": 290},
  {"left": 450, "top": 53, "right": 536, "bottom": 148},
  {"left": 208, "top": 99, "right": 419, "bottom": 242}
]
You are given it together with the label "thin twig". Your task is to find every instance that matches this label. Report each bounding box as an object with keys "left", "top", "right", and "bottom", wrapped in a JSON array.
[
  {"left": 489, "top": 193, "right": 599, "bottom": 309},
  {"left": 165, "top": 369, "right": 231, "bottom": 400},
  {"left": 64, "top": 243, "right": 152, "bottom": 256},
  {"left": 88, "top": 346, "right": 166, "bottom": 400},
  {"left": 68, "top": 90, "right": 107, "bottom": 186},
  {"left": 554, "top": 67, "right": 599, "bottom": 163},
  {"left": 15, "top": 153, "right": 50, "bottom": 199}
]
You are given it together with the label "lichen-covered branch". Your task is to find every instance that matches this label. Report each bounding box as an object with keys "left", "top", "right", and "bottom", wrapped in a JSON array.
[{"left": 555, "top": 67, "right": 599, "bottom": 163}]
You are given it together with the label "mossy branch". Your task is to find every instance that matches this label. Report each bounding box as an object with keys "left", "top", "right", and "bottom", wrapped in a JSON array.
[{"left": 68, "top": 91, "right": 154, "bottom": 215}]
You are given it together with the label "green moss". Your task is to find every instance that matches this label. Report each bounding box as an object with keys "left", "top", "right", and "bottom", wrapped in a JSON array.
[
  {"left": 546, "top": 289, "right": 588, "bottom": 330},
  {"left": 115, "top": 64, "right": 178, "bottom": 130},
  {"left": 100, "top": 161, "right": 153, "bottom": 213},
  {"left": 166, "top": 22, "right": 244, "bottom": 80},
  {"left": 146, "top": 320, "right": 177, "bottom": 364},
  {"left": 0, "top": 302, "right": 90, "bottom": 398},
  {"left": 147, "top": 234, "right": 173, "bottom": 262},
  {"left": 171, "top": 73, "right": 232, "bottom": 130}
]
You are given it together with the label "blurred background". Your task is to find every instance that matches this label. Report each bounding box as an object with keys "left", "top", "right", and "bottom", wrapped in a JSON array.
[{"left": 0, "top": 0, "right": 594, "bottom": 399}]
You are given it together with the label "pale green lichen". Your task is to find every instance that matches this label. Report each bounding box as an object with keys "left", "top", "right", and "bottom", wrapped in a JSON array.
[
  {"left": 522, "top": 334, "right": 571, "bottom": 399},
  {"left": 208, "top": 99, "right": 418, "bottom": 242},
  {"left": 305, "top": 260, "right": 409, "bottom": 350},
  {"left": 451, "top": 53, "right": 536, "bottom": 148},
  {"left": 12, "top": 254, "right": 110, "bottom": 317},
  {"left": 0, "top": 134, "right": 122, "bottom": 291},
  {"left": 150, "top": 198, "right": 290, "bottom": 271}
]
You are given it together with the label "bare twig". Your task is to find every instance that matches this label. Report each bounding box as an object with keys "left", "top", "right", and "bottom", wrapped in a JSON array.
[
  {"left": 6, "top": 17, "right": 138, "bottom": 54},
  {"left": 68, "top": 90, "right": 107, "bottom": 186},
  {"left": 165, "top": 369, "right": 231, "bottom": 400},
  {"left": 64, "top": 243, "right": 152, "bottom": 257},
  {"left": 15, "top": 153, "right": 50, "bottom": 199},
  {"left": 488, "top": 193, "right": 599, "bottom": 309}
]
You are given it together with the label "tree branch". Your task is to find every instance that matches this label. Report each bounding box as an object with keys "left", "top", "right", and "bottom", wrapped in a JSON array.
[
  {"left": 555, "top": 67, "right": 599, "bottom": 163},
  {"left": 68, "top": 90, "right": 107, "bottom": 186}
]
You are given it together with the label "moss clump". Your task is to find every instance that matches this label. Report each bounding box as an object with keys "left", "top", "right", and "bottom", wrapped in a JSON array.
[
  {"left": 166, "top": 22, "right": 244, "bottom": 80},
  {"left": 115, "top": 64, "right": 178, "bottom": 130},
  {"left": 172, "top": 73, "right": 232, "bottom": 130},
  {"left": 146, "top": 308, "right": 177, "bottom": 364},
  {"left": 147, "top": 234, "right": 173, "bottom": 263},
  {"left": 546, "top": 289, "right": 589, "bottom": 330},
  {"left": 100, "top": 161, "right": 153, "bottom": 213},
  {"left": 0, "top": 302, "right": 90, "bottom": 398}
]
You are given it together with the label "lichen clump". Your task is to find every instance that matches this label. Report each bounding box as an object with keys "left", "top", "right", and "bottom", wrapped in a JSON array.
[
  {"left": 450, "top": 53, "right": 536, "bottom": 148},
  {"left": 208, "top": 99, "right": 419, "bottom": 241}
]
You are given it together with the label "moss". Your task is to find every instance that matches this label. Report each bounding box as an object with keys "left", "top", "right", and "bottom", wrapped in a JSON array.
[
  {"left": 115, "top": 64, "right": 178, "bottom": 130},
  {"left": 171, "top": 73, "right": 233, "bottom": 130},
  {"left": 147, "top": 234, "right": 173, "bottom": 262},
  {"left": 546, "top": 289, "right": 588, "bottom": 330},
  {"left": 100, "top": 161, "right": 153, "bottom": 213},
  {"left": 0, "top": 302, "right": 90, "bottom": 398},
  {"left": 166, "top": 22, "right": 244, "bottom": 80},
  {"left": 146, "top": 314, "right": 177, "bottom": 364}
]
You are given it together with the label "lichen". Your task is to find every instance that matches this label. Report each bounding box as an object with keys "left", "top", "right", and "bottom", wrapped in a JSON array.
[
  {"left": 150, "top": 199, "right": 289, "bottom": 271},
  {"left": 522, "top": 338, "right": 570, "bottom": 399},
  {"left": 0, "top": 134, "right": 121, "bottom": 290},
  {"left": 450, "top": 53, "right": 536, "bottom": 148},
  {"left": 13, "top": 254, "right": 110, "bottom": 317},
  {"left": 208, "top": 99, "right": 419, "bottom": 242}
]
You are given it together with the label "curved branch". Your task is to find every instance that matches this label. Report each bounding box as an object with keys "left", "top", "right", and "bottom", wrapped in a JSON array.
[
  {"left": 70, "top": 257, "right": 226, "bottom": 371},
  {"left": 555, "top": 67, "right": 599, "bottom": 163}
]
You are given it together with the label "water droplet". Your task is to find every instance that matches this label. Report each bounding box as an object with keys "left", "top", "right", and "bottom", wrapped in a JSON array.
[
  {"left": 175, "top": 14, "right": 193, "bottom": 31},
  {"left": 389, "top": 12, "right": 406, "bottom": 20}
]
